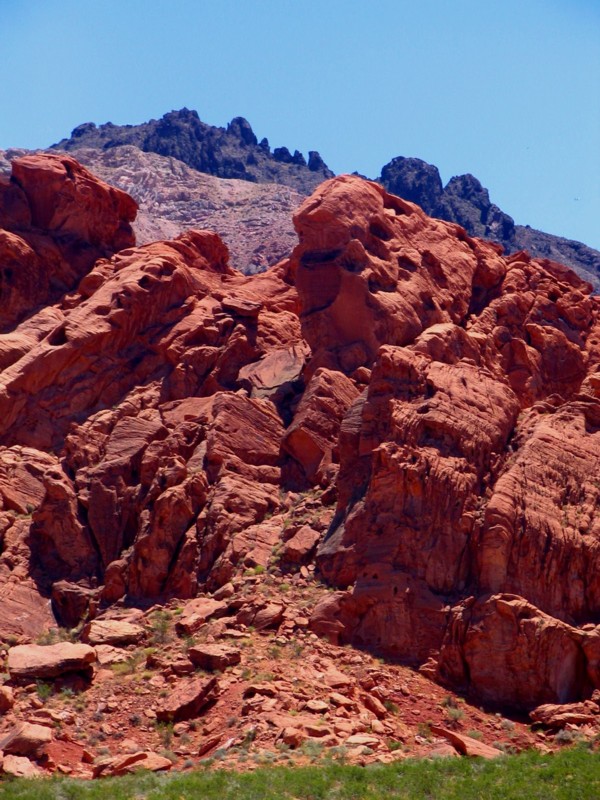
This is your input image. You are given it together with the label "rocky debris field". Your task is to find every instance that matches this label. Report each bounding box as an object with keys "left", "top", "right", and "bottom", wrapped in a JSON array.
[
  {"left": 0, "top": 152, "right": 599, "bottom": 779},
  {"left": 3, "top": 560, "right": 596, "bottom": 780}
]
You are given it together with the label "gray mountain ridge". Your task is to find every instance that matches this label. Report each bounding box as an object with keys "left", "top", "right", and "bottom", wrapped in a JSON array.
[
  {"left": 51, "top": 108, "right": 600, "bottom": 287},
  {"left": 52, "top": 107, "right": 333, "bottom": 194}
]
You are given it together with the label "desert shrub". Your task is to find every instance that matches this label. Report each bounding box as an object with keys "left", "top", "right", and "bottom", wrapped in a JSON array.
[
  {"left": 36, "top": 681, "right": 53, "bottom": 702},
  {"left": 149, "top": 609, "right": 173, "bottom": 644}
]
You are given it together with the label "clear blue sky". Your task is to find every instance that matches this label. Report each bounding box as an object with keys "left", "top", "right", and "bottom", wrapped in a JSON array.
[{"left": 1, "top": 0, "right": 599, "bottom": 249}]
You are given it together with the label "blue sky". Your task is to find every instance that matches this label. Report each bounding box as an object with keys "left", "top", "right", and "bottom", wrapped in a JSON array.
[{"left": 1, "top": 0, "right": 599, "bottom": 249}]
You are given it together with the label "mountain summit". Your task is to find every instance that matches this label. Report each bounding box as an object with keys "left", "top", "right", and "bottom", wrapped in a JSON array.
[
  {"left": 52, "top": 108, "right": 334, "bottom": 193},
  {"left": 379, "top": 156, "right": 600, "bottom": 288},
  {"left": 52, "top": 109, "right": 600, "bottom": 287}
]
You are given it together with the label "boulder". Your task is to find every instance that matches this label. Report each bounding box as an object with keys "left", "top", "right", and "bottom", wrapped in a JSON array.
[
  {"left": 329, "top": 692, "right": 355, "bottom": 709},
  {"left": 430, "top": 727, "right": 503, "bottom": 759},
  {"left": 363, "top": 694, "right": 387, "bottom": 719},
  {"left": 156, "top": 675, "right": 219, "bottom": 722},
  {"left": 281, "top": 525, "right": 321, "bottom": 565},
  {"left": 82, "top": 619, "right": 144, "bottom": 646},
  {"left": 7, "top": 643, "right": 97, "bottom": 680},
  {"left": 175, "top": 598, "right": 228, "bottom": 636},
  {"left": 0, "top": 722, "right": 53, "bottom": 757},
  {"left": 93, "top": 751, "right": 172, "bottom": 777},
  {"left": 323, "top": 667, "right": 353, "bottom": 689},
  {"left": 237, "top": 344, "right": 309, "bottom": 400},
  {"left": 305, "top": 699, "right": 329, "bottom": 713},
  {"left": 345, "top": 734, "right": 381, "bottom": 748},
  {"left": 280, "top": 727, "right": 306, "bottom": 748},
  {"left": 197, "top": 734, "right": 223, "bottom": 757},
  {"left": 94, "top": 645, "right": 130, "bottom": 666},
  {"left": 187, "top": 644, "right": 241, "bottom": 671},
  {"left": 237, "top": 602, "right": 285, "bottom": 631},
  {"left": 253, "top": 603, "right": 285, "bottom": 631},
  {"left": 0, "top": 685, "right": 14, "bottom": 714},
  {"left": 1, "top": 754, "right": 43, "bottom": 777}
]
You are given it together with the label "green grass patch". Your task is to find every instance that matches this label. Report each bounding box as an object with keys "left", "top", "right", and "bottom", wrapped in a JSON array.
[{"left": 0, "top": 747, "right": 599, "bottom": 799}]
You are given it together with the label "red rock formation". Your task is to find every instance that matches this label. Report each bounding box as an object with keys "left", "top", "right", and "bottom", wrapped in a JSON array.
[
  {"left": 301, "top": 177, "right": 600, "bottom": 710},
  {"left": 290, "top": 175, "right": 488, "bottom": 376},
  {"left": 283, "top": 367, "right": 359, "bottom": 485},
  {"left": 0, "top": 154, "right": 136, "bottom": 329},
  {"left": 0, "top": 158, "right": 599, "bottom": 716},
  {"left": 0, "top": 154, "right": 305, "bottom": 623}
]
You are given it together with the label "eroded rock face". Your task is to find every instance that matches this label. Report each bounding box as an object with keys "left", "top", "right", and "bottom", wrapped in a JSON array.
[
  {"left": 302, "top": 177, "right": 600, "bottom": 710},
  {"left": 0, "top": 154, "right": 305, "bottom": 613},
  {"left": 290, "top": 175, "right": 486, "bottom": 375},
  {"left": 0, "top": 153, "right": 136, "bottom": 329},
  {"left": 0, "top": 160, "right": 599, "bottom": 714}
]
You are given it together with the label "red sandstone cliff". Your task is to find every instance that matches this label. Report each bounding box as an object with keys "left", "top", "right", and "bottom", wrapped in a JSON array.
[{"left": 0, "top": 156, "right": 598, "bottom": 713}]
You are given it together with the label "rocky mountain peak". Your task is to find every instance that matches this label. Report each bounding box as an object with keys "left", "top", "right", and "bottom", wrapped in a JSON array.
[
  {"left": 49, "top": 111, "right": 600, "bottom": 286},
  {"left": 226, "top": 116, "right": 258, "bottom": 146},
  {"left": 378, "top": 156, "right": 516, "bottom": 246},
  {"left": 379, "top": 155, "right": 444, "bottom": 208},
  {"left": 52, "top": 108, "right": 334, "bottom": 192}
]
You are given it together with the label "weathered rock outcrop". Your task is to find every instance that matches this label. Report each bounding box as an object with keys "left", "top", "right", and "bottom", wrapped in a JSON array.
[
  {"left": 0, "top": 153, "right": 306, "bottom": 623},
  {"left": 0, "top": 158, "right": 598, "bottom": 715},
  {"left": 296, "top": 176, "right": 600, "bottom": 710},
  {"left": 381, "top": 157, "right": 516, "bottom": 248},
  {"left": 379, "top": 155, "right": 600, "bottom": 288},
  {"left": 52, "top": 108, "right": 333, "bottom": 193},
  {"left": 0, "top": 153, "right": 136, "bottom": 329}
]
